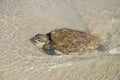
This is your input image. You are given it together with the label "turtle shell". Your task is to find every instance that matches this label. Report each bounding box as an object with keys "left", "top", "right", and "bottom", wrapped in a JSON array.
[{"left": 50, "top": 28, "right": 100, "bottom": 53}]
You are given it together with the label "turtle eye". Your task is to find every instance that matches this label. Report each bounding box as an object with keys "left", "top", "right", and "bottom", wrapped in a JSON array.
[
  {"left": 35, "top": 34, "right": 39, "bottom": 37},
  {"left": 39, "top": 39, "right": 45, "bottom": 42},
  {"left": 35, "top": 34, "right": 42, "bottom": 39},
  {"left": 35, "top": 36, "right": 39, "bottom": 40}
]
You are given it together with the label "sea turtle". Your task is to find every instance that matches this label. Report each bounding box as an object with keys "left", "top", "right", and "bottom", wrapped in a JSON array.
[{"left": 30, "top": 28, "right": 101, "bottom": 55}]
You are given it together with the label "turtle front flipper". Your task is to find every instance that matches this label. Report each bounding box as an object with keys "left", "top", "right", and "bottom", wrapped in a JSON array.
[{"left": 42, "top": 44, "right": 55, "bottom": 55}]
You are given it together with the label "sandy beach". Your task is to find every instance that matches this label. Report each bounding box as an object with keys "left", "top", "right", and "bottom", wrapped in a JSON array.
[{"left": 0, "top": 0, "right": 120, "bottom": 80}]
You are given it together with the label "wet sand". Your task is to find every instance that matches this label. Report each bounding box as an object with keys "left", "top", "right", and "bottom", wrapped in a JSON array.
[{"left": 0, "top": 0, "right": 120, "bottom": 80}]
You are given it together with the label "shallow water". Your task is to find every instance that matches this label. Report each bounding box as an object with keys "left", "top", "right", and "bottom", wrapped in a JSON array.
[{"left": 0, "top": 0, "right": 120, "bottom": 80}]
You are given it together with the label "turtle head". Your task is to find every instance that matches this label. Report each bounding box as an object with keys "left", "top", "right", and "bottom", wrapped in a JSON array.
[{"left": 31, "top": 34, "right": 50, "bottom": 49}]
